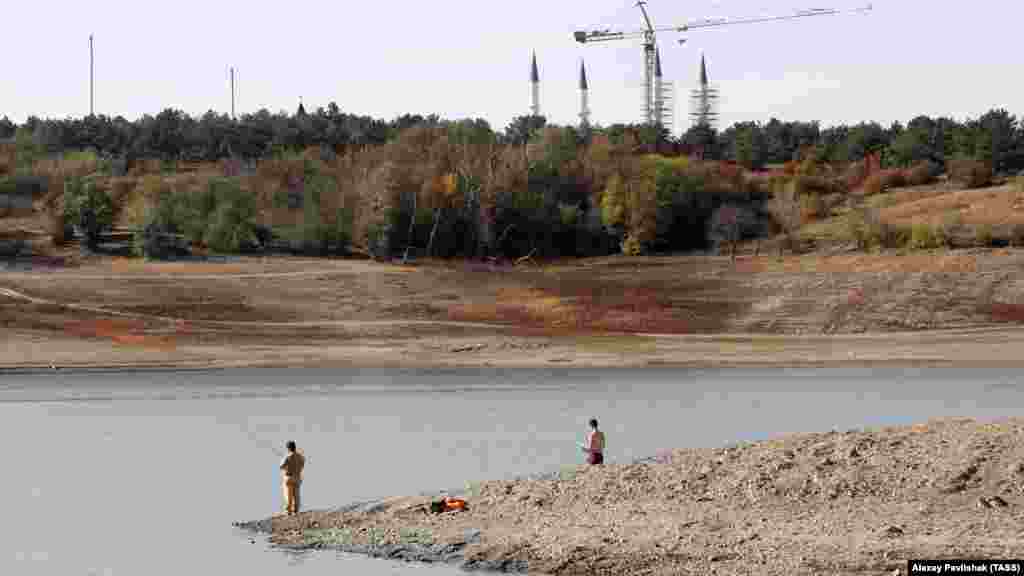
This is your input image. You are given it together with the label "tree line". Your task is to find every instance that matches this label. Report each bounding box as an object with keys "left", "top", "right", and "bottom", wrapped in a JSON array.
[
  {"left": 2, "top": 104, "right": 1022, "bottom": 262},
  {"left": 2, "top": 106, "right": 1022, "bottom": 174},
  {"left": 713, "top": 109, "right": 1024, "bottom": 175}
]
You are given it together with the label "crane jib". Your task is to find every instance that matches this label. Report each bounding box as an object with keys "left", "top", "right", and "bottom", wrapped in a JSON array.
[{"left": 574, "top": 4, "right": 872, "bottom": 43}]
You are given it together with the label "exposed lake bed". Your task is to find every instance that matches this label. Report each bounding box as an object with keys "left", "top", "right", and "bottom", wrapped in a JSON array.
[
  {"left": 6, "top": 367, "right": 1024, "bottom": 575},
  {"left": 243, "top": 417, "right": 1024, "bottom": 575}
]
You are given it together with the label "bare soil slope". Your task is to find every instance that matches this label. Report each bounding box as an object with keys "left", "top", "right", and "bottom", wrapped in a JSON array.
[{"left": 6, "top": 178, "right": 1024, "bottom": 369}]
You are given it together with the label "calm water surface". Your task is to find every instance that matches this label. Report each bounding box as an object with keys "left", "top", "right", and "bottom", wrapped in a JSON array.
[{"left": 3, "top": 366, "right": 1024, "bottom": 576}]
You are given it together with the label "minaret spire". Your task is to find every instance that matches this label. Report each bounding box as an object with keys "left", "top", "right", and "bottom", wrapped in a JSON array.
[
  {"left": 579, "top": 58, "right": 591, "bottom": 127},
  {"left": 530, "top": 51, "right": 541, "bottom": 116}
]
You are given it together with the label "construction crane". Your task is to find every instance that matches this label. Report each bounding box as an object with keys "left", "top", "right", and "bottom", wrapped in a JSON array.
[{"left": 575, "top": 2, "right": 873, "bottom": 127}]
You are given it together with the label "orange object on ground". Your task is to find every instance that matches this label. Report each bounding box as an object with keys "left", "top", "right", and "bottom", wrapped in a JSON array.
[{"left": 443, "top": 498, "right": 467, "bottom": 511}]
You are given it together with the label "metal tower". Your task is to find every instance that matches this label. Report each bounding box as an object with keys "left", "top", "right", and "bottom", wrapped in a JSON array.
[
  {"left": 637, "top": 1, "right": 658, "bottom": 125},
  {"left": 689, "top": 53, "right": 718, "bottom": 130},
  {"left": 574, "top": 3, "right": 872, "bottom": 127}
]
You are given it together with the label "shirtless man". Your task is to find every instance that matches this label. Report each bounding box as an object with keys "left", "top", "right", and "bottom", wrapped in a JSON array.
[
  {"left": 581, "top": 418, "right": 606, "bottom": 465},
  {"left": 279, "top": 441, "right": 306, "bottom": 515}
]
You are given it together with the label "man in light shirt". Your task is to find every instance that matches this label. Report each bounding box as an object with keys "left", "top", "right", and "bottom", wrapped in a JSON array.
[
  {"left": 581, "top": 418, "right": 606, "bottom": 465},
  {"left": 279, "top": 441, "right": 306, "bottom": 515}
]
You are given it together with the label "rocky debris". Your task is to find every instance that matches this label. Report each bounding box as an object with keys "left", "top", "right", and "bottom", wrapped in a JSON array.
[
  {"left": 236, "top": 418, "right": 1024, "bottom": 575},
  {"left": 882, "top": 525, "right": 904, "bottom": 538},
  {"left": 449, "top": 343, "right": 487, "bottom": 353},
  {"left": 979, "top": 495, "right": 1010, "bottom": 509}
]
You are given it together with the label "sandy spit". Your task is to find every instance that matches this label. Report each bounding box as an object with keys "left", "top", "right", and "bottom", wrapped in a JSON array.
[{"left": 236, "top": 417, "right": 1024, "bottom": 575}]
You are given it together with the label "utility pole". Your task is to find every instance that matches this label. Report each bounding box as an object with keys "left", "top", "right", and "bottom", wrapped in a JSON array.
[
  {"left": 89, "top": 34, "right": 94, "bottom": 116},
  {"left": 230, "top": 67, "right": 236, "bottom": 120}
]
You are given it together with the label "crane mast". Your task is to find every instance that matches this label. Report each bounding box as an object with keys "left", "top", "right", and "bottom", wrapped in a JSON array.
[
  {"left": 574, "top": 3, "right": 873, "bottom": 127},
  {"left": 636, "top": 2, "right": 658, "bottom": 127}
]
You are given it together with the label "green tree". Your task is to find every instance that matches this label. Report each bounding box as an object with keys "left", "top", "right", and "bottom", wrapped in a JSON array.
[
  {"left": 504, "top": 115, "right": 546, "bottom": 146},
  {"left": 975, "top": 109, "right": 1020, "bottom": 174},
  {"left": 732, "top": 123, "right": 764, "bottom": 170},
  {"left": 64, "top": 177, "right": 114, "bottom": 250}
]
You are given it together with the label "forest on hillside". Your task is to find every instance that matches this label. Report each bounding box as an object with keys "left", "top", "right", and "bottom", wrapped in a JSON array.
[{"left": 1, "top": 105, "right": 1021, "bottom": 261}]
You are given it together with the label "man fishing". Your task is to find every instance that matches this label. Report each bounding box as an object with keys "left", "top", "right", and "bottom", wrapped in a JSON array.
[
  {"left": 279, "top": 441, "right": 306, "bottom": 515},
  {"left": 580, "top": 418, "right": 606, "bottom": 465}
]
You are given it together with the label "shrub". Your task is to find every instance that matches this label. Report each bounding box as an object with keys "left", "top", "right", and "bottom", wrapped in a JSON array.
[
  {"left": 64, "top": 176, "right": 114, "bottom": 250},
  {"left": 883, "top": 223, "right": 912, "bottom": 250},
  {"left": 845, "top": 207, "right": 908, "bottom": 251},
  {"left": 620, "top": 232, "right": 642, "bottom": 256},
  {"left": 768, "top": 179, "right": 801, "bottom": 256},
  {"left": 906, "top": 161, "right": 940, "bottom": 186},
  {"left": 135, "top": 217, "right": 188, "bottom": 260},
  {"left": 1010, "top": 223, "right": 1024, "bottom": 247},
  {"left": 862, "top": 173, "right": 883, "bottom": 196},
  {"left": 948, "top": 159, "right": 993, "bottom": 188},
  {"left": 203, "top": 181, "right": 258, "bottom": 253},
  {"left": 843, "top": 160, "right": 869, "bottom": 190},
  {"left": 880, "top": 169, "right": 907, "bottom": 190},
  {"left": 910, "top": 222, "right": 940, "bottom": 250},
  {"left": 559, "top": 203, "right": 581, "bottom": 227},
  {"left": 132, "top": 178, "right": 259, "bottom": 257},
  {"left": 744, "top": 174, "right": 771, "bottom": 197},
  {"left": 933, "top": 222, "right": 948, "bottom": 248},
  {"left": 281, "top": 207, "right": 353, "bottom": 256},
  {"left": 793, "top": 174, "right": 832, "bottom": 196},
  {"left": 937, "top": 212, "right": 963, "bottom": 247},
  {"left": 800, "top": 191, "right": 828, "bottom": 222},
  {"left": 365, "top": 220, "right": 391, "bottom": 260},
  {"left": 975, "top": 223, "right": 994, "bottom": 247},
  {"left": 133, "top": 186, "right": 183, "bottom": 259},
  {"left": 600, "top": 174, "right": 626, "bottom": 231},
  {"left": 844, "top": 209, "right": 869, "bottom": 251}
]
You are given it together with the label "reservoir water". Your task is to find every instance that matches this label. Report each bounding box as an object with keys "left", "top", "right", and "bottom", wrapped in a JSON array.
[{"left": 3, "top": 366, "right": 1024, "bottom": 575}]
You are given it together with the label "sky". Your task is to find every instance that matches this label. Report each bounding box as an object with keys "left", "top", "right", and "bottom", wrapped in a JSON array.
[{"left": 3, "top": 0, "right": 1023, "bottom": 136}]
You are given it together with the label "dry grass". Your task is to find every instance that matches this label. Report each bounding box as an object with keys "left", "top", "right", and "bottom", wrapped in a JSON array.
[
  {"left": 865, "top": 185, "right": 950, "bottom": 208},
  {"left": 104, "top": 258, "right": 255, "bottom": 275},
  {"left": 880, "top": 183, "right": 1024, "bottom": 228},
  {"left": 447, "top": 284, "right": 694, "bottom": 334},
  {"left": 760, "top": 252, "right": 980, "bottom": 274},
  {"left": 32, "top": 154, "right": 99, "bottom": 182},
  {"left": 799, "top": 182, "right": 1024, "bottom": 247},
  {"left": 63, "top": 318, "right": 178, "bottom": 349}
]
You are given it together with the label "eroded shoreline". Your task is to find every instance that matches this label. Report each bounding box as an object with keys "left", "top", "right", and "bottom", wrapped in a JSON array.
[{"left": 8, "top": 326, "right": 1024, "bottom": 375}]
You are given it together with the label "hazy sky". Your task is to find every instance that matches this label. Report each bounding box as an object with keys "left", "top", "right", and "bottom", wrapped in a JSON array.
[{"left": 3, "top": 1, "right": 1022, "bottom": 135}]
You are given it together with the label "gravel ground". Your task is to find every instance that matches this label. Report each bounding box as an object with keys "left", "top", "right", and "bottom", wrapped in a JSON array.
[{"left": 240, "top": 418, "right": 1024, "bottom": 575}]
